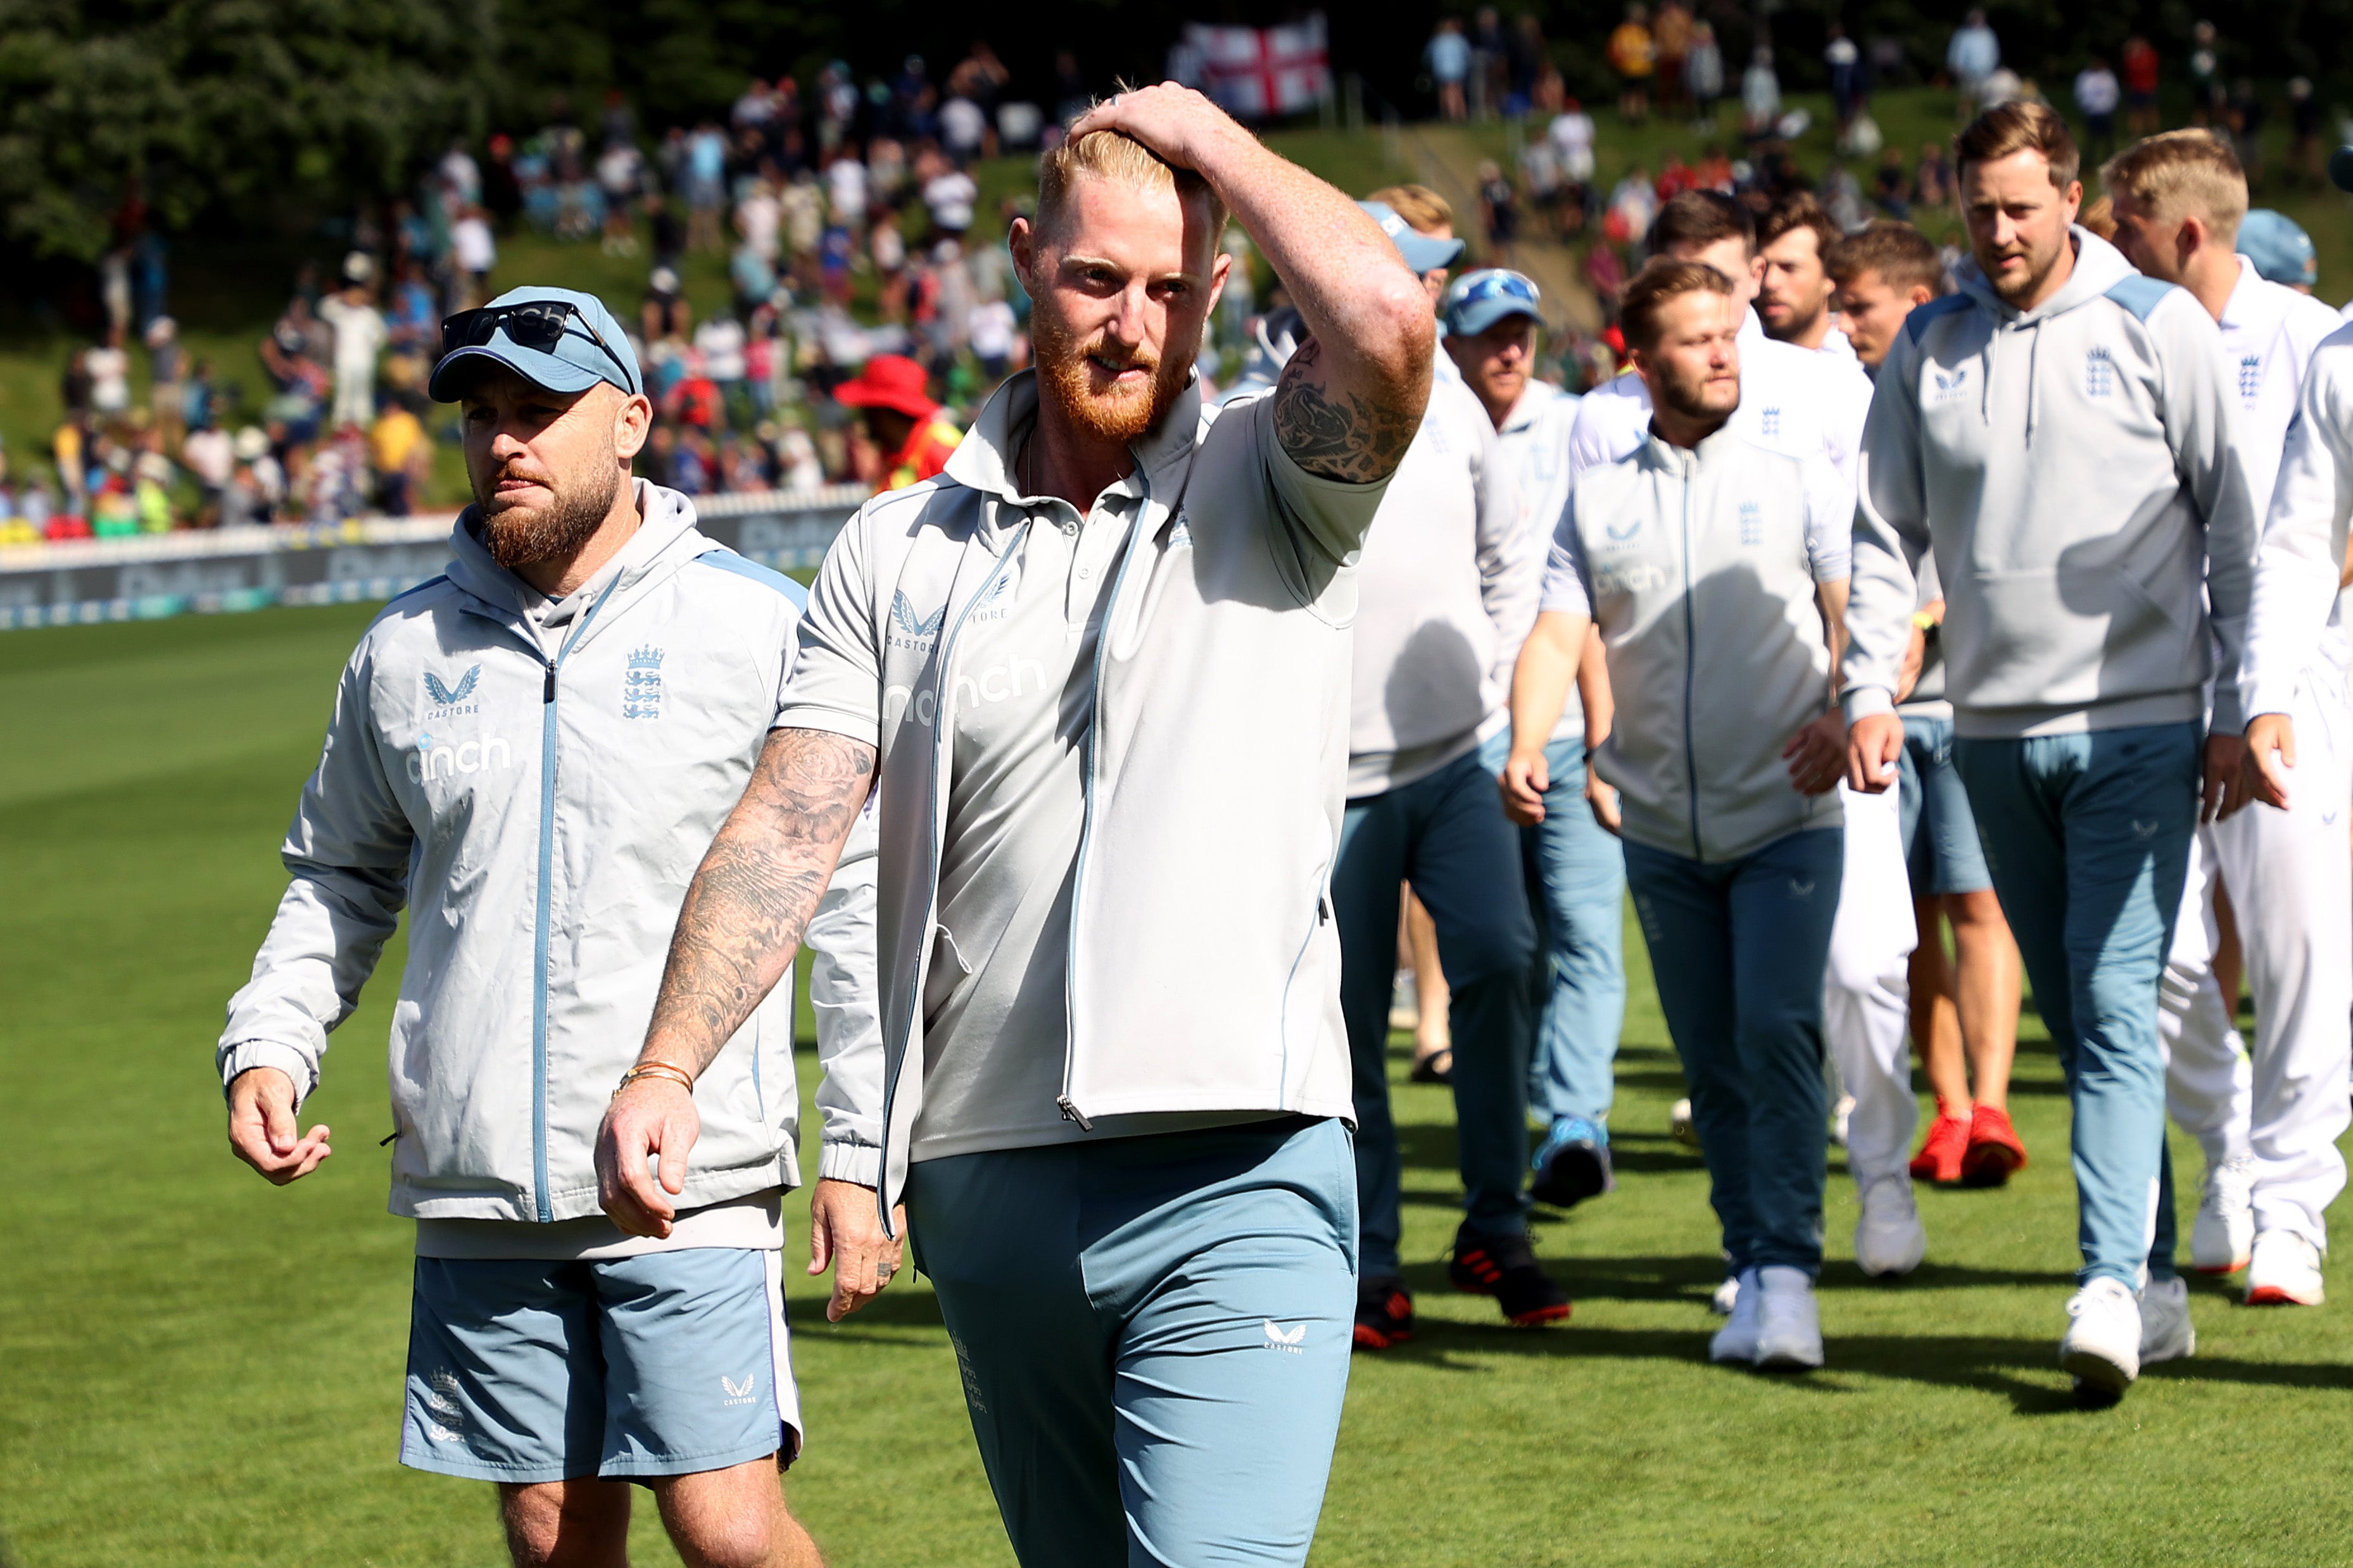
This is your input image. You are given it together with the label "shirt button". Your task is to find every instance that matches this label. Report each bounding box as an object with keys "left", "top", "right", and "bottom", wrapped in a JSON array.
[{"left": 1078, "top": 565, "right": 1092, "bottom": 578}]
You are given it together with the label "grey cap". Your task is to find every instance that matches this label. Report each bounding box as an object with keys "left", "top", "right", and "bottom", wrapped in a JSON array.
[
  {"left": 429, "top": 285, "right": 644, "bottom": 401},
  {"left": 1359, "top": 201, "right": 1467, "bottom": 273}
]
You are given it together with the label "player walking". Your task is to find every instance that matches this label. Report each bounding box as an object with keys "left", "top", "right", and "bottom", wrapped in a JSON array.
[
  {"left": 596, "top": 87, "right": 1434, "bottom": 1565},
  {"left": 2121, "top": 132, "right": 2353, "bottom": 1307},
  {"left": 1506, "top": 260, "right": 1854, "bottom": 1370},
  {"left": 1844, "top": 105, "right": 2261, "bottom": 1402},
  {"left": 1442, "top": 268, "right": 1631, "bottom": 1215},
  {"left": 219, "top": 286, "right": 824, "bottom": 1566}
]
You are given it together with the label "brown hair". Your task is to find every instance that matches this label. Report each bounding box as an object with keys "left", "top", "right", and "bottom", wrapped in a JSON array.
[
  {"left": 1954, "top": 100, "right": 2081, "bottom": 190},
  {"left": 2099, "top": 130, "right": 2247, "bottom": 243},
  {"left": 1366, "top": 183, "right": 1454, "bottom": 234},
  {"left": 1038, "top": 130, "right": 1228, "bottom": 248},
  {"left": 2078, "top": 194, "right": 2116, "bottom": 239},
  {"left": 1826, "top": 220, "right": 1947, "bottom": 296},
  {"left": 1648, "top": 189, "right": 1755, "bottom": 258},
  {"left": 1758, "top": 194, "right": 1842, "bottom": 262},
  {"left": 1620, "top": 258, "right": 1735, "bottom": 351}
]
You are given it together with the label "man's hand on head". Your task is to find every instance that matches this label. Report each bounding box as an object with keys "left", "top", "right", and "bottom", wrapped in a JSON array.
[
  {"left": 1066, "top": 83, "right": 1236, "bottom": 171},
  {"left": 226, "top": 1066, "right": 332, "bottom": 1185}
]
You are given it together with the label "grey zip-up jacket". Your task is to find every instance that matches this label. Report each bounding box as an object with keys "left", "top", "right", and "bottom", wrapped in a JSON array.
[
  {"left": 217, "top": 484, "right": 814, "bottom": 1222},
  {"left": 1844, "top": 229, "right": 2261, "bottom": 737},
  {"left": 1543, "top": 425, "right": 1851, "bottom": 861},
  {"left": 779, "top": 370, "right": 1392, "bottom": 1215}
]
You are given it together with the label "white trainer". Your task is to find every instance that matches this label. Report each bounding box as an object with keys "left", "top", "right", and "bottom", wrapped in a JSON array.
[
  {"left": 1670, "top": 1098, "right": 1701, "bottom": 1150},
  {"left": 1753, "top": 1266, "right": 1825, "bottom": 1370},
  {"left": 2245, "top": 1230, "right": 2326, "bottom": 1307},
  {"left": 1710, "top": 1272, "right": 1741, "bottom": 1315},
  {"left": 1831, "top": 1094, "right": 1856, "bottom": 1149},
  {"left": 1710, "top": 1267, "right": 1761, "bottom": 1362},
  {"left": 2138, "top": 1275, "right": 2196, "bottom": 1365},
  {"left": 2190, "top": 1155, "right": 2256, "bottom": 1274},
  {"left": 2060, "top": 1278, "right": 2142, "bottom": 1397},
  {"left": 1855, "top": 1174, "right": 1927, "bottom": 1277}
]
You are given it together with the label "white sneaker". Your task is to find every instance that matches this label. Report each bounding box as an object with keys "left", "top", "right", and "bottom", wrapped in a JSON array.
[
  {"left": 1670, "top": 1098, "right": 1701, "bottom": 1150},
  {"left": 2246, "top": 1230, "right": 2326, "bottom": 1306},
  {"left": 1855, "top": 1174, "right": 1927, "bottom": 1277},
  {"left": 2059, "top": 1278, "right": 2142, "bottom": 1396},
  {"left": 2138, "top": 1275, "right": 2196, "bottom": 1365},
  {"left": 1753, "top": 1266, "right": 1825, "bottom": 1369},
  {"left": 1710, "top": 1267, "right": 1761, "bottom": 1362},
  {"left": 1710, "top": 1272, "right": 1741, "bottom": 1315},
  {"left": 2191, "top": 1155, "right": 2255, "bottom": 1274},
  {"left": 1831, "top": 1094, "right": 1856, "bottom": 1149}
]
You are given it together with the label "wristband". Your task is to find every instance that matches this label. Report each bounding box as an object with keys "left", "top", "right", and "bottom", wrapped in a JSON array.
[
  {"left": 1910, "top": 610, "right": 1939, "bottom": 631},
  {"left": 614, "top": 1061, "right": 697, "bottom": 1099}
]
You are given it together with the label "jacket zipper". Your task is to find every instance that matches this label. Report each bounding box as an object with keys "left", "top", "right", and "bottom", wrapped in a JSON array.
[
  {"left": 1678, "top": 453, "right": 1704, "bottom": 861},
  {"left": 878, "top": 519, "right": 1030, "bottom": 1226},
  {"left": 529, "top": 576, "right": 623, "bottom": 1223},
  {"left": 1059, "top": 480, "right": 1151, "bottom": 1127}
]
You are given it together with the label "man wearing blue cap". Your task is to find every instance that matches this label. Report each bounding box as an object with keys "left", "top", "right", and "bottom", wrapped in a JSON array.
[
  {"left": 1332, "top": 194, "right": 1570, "bottom": 1349},
  {"left": 219, "top": 284, "right": 827, "bottom": 1566},
  {"left": 1442, "top": 270, "right": 1628, "bottom": 1213}
]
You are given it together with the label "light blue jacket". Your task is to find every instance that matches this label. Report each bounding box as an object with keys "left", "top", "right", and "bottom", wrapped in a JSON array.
[{"left": 218, "top": 483, "right": 814, "bottom": 1223}]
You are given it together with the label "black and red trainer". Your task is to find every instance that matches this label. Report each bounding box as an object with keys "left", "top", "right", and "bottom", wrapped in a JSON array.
[
  {"left": 1353, "top": 1275, "right": 1416, "bottom": 1350},
  {"left": 1447, "top": 1224, "right": 1573, "bottom": 1327}
]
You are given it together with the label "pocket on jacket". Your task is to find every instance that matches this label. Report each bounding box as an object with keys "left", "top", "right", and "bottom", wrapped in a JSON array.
[{"left": 921, "top": 923, "right": 974, "bottom": 1025}]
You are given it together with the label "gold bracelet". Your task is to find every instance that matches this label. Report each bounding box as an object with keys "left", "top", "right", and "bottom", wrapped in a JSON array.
[{"left": 614, "top": 1062, "right": 697, "bottom": 1100}]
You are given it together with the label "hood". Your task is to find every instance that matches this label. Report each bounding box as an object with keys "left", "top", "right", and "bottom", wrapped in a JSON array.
[
  {"left": 1951, "top": 225, "right": 2138, "bottom": 324},
  {"left": 445, "top": 478, "right": 707, "bottom": 635},
  {"left": 1945, "top": 227, "right": 2147, "bottom": 442}
]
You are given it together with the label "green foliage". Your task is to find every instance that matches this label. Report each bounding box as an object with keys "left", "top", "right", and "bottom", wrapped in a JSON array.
[{"left": 0, "top": 0, "right": 498, "bottom": 261}]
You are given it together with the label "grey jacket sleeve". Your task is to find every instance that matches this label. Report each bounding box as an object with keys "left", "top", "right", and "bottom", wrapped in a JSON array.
[
  {"left": 807, "top": 794, "right": 884, "bottom": 1185},
  {"left": 2152, "top": 292, "right": 2262, "bottom": 733},
  {"left": 2242, "top": 336, "right": 2353, "bottom": 720},
  {"left": 217, "top": 645, "right": 413, "bottom": 1107},
  {"left": 1472, "top": 411, "right": 1537, "bottom": 696},
  {"left": 1841, "top": 342, "right": 1931, "bottom": 719}
]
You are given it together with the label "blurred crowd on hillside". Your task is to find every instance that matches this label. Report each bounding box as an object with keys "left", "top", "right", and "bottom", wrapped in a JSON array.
[{"left": 3, "top": 16, "right": 2340, "bottom": 544}]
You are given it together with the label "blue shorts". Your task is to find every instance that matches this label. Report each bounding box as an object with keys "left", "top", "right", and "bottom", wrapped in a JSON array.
[
  {"left": 401, "top": 1248, "right": 802, "bottom": 1484},
  {"left": 1898, "top": 712, "right": 1993, "bottom": 896}
]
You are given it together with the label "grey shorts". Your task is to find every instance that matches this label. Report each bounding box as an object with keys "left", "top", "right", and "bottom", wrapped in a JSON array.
[
  {"left": 1898, "top": 712, "right": 1993, "bottom": 896},
  {"left": 401, "top": 1248, "right": 802, "bottom": 1484}
]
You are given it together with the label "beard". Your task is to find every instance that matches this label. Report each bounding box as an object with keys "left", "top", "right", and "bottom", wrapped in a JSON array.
[
  {"left": 1978, "top": 238, "right": 2064, "bottom": 305},
  {"left": 1656, "top": 362, "right": 1740, "bottom": 423},
  {"left": 1031, "top": 304, "right": 1190, "bottom": 446},
  {"left": 474, "top": 461, "right": 619, "bottom": 574}
]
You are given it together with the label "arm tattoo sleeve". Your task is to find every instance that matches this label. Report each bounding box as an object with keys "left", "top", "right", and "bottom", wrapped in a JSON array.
[
  {"left": 1272, "top": 336, "right": 1420, "bottom": 483},
  {"left": 643, "top": 728, "right": 876, "bottom": 1075}
]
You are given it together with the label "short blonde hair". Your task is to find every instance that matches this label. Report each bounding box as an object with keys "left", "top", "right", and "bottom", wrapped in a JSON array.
[
  {"left": 1955, "top": 100, "right": 2081, "bottom": 190},
  {"left": 1037, "top": 130, "right": 1228, "bottom": 248},
  {"left": 2100, "top": 130, "right": 2247, "bottom": 244},
  {"left": 1367, "top": 183, "right": 1454, "bottom": 234}
]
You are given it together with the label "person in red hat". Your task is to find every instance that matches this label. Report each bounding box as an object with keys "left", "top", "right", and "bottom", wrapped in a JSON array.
[{"left": 833, "top": 353, "right": 962, "bottom": 489}]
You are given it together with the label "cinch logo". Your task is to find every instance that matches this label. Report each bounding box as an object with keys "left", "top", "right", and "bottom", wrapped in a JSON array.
[
  {"left": 887, "top": 590, "right": 946, "bottom": 652},
  {"left": 423, "top": 665, "right": 481, "bottom": 718},
  {"left": 2085, "top": 347, "right": 2116, "bottom": 399},
  {"left": 408, "top": 729, "right": 514, "bottom": 782},
  {"left": 2239, "top": 353, "right": 2264, "bottom": 405},
  {"left": 1598, "top": 561, "right": 1669, "bottom": 596},
  {"left": 1739, "top": 500, "right": 1763, "bottom": 547},
  {"left": 884, "top": 654, "right": 1050, "bottom": 730},
  {"left": 623, "top": 644, "right": 664, "bottom": 720}
]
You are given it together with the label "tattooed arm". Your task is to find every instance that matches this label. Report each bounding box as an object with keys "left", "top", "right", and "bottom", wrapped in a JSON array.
[
  {"left": 596, "top": 726, "right": 875, "bottom": 1237},
  {"left": 1069, "top": 85, "right": 1433, "bottom": 482}
]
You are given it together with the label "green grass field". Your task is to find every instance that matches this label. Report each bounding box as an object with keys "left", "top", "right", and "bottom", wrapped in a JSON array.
[{"left": 4, "top": 604, "right": 2352, "bottom": 1568}]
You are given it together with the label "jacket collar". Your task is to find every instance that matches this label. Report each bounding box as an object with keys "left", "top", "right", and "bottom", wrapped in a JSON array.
[{"left": 445, "top": 479, "right": 704, "bottom": 644}]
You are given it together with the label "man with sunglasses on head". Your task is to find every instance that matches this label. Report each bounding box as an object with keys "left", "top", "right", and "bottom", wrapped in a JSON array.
[
  {"left": 1443, "top": 269, "right": 1629, "bottom": 1217},
  {"left": 218, "top": 285, "right": 830, "bottom": 1567}
]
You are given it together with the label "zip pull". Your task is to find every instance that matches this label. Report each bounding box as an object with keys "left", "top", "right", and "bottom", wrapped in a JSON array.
[
  {"left": 1318, "top": 894, "right": 1332, "bottom": 924},
  {"left": 543, "top": 665, "right": 556, "bottom": 703},
  {"left": 1056, "top": 1095, "right": 1094, "bottom": 1131}
]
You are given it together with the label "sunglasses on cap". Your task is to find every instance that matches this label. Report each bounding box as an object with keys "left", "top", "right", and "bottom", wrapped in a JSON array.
[
  {"left": 440, "top": 301, "right": 634, "bottom": 389},
  {"left": 1444, "top": 269, "right": 1542, "bottom": 313}
]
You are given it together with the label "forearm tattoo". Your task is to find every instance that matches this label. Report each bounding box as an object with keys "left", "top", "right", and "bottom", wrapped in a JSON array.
[
  {"left": 643, "top": 729, "right": 876, "bottom": 1073},
  {"left": 1272, "top": 336, "right": 1420, "bottom": 484}
]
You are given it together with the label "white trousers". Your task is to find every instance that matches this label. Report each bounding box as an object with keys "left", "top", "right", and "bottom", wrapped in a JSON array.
[
  {"left": 1824, "top": 784, "right": 1921, "bottom": 1186},
  {"left": 2158, "top": 666, "right": 2353, "bottom": 1249}
]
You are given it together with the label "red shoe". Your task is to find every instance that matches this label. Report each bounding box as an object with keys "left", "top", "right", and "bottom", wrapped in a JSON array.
[
  {"left": 1909, "top": 1103, "right": 1971, "bottom": 1184},
  {"left": 1960, "top": 1104, "right": 2028, "bottom": 1188}
]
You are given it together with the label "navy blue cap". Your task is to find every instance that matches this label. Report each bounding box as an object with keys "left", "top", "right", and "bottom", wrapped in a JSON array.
[
  {"left": 429, "top": 285, "right": 643, "bottom": 401},
  {"left": 2237, "top": 209, "right": 2318, "bottom": 289},
  {"left": 1359, "top": 201, "right": 1467, "bottom": 274},
  {"left": 1442, "top": 268, "right": 1544, "bottom": 337}
]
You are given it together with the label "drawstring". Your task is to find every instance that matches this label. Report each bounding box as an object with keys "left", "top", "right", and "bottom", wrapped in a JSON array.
[
  {"left": 2022, "top": 318, "right": 2042, "bottom": 446},
  {"left": 1979, "top": 315, "right": 2043, "bottom": 445}
]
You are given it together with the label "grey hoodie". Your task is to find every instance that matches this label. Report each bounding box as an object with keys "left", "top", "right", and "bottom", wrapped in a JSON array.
[
  {"left": 1844, "top": 228, "right": 2260, "bottom": 738},
  {"left": 218, "top": 483, "right": 814, "bottom": 1224}
]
